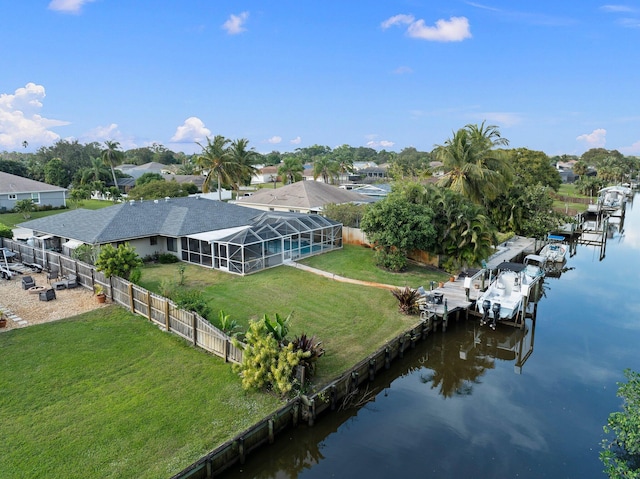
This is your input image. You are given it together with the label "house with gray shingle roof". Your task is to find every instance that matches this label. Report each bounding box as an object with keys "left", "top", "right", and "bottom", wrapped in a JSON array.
[
  {"left": 18, "top": 196, "right": 342, "bottom": 275},
  {"left": 233, "top": 180, "right": 374, "bottom": 214},
  {"left": 0, "top": 172, "right": 67, "bottom": 212}
]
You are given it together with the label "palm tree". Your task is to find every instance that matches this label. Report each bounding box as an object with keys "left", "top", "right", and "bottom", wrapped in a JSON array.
[
  {"left": 312, "top": 156, "right": 339, "bottom": 184},
  {"left": 228, "top": 138, "right": 259, "bottom": 198},
  {"left": 435, "top": 123, "right": 513, "bottom": 205},
  {"left": 278, "top": 156, "right": 304, "bottom": 184},
  {"left": 101, "top": 140, "right": 123, "bottom": 190},
  {"left": 196, "top": 135, "right": 233, "bottom": 200},
  {"left": 79, "top": 157, "right": 111, "bottom": 185}
]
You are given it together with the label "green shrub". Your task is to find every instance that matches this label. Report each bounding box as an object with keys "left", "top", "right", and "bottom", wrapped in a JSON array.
[
  {"left": 172, "top": 288, "right": 210, "bottom": 319},
  {"left": 374, "top": 248, "right": 407, "bottom": 272},
  {"left": 233, "top": 318, "right": 306, "bottom": 397},
  {"left": 0, "top": 222, "right": 12, "bottom": 239},
  {"left": 157, "top": 253, "right": 179, "bottom": 264}
]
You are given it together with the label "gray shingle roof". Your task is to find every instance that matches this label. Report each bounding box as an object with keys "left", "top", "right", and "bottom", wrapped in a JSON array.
[
  {"left": 0, "top": 172, "right": 67, "bottom": 194},
  {"left": 19, "top": 196, "right": 263, "bottom": 244},
  {"left": 235, "top": 180, "right": 374, "bottom": 210}
]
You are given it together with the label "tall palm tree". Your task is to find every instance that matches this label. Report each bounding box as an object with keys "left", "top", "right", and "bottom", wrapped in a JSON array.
[
  {"left": 101, "top": 140, "right": 123, "bottom": 190},
  {"left": 278, "top": 156, "right": 304, "bottom": 184},
  {"left": 196, "top": 135, "right": 233, "bottom": 200},
  {"left": 435, "top": 123, "right": 513, "bottom": 205},
  {"left": 312, "top": 156, "right": 339, "bottom": 184},
  {"left": 229, "top": 138, "right": 259, "bottom": 198},
  {"left": 79, "top": 157, "right": 111, "bottom": 185}
]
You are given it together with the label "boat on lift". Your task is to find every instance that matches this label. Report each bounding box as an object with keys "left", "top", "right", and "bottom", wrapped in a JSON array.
[
  {"left": 477, "top": 259, "right": 543, "bottom": 330},
  {"left": 539, "top": 235, "right": 568, "bottom": 263}
]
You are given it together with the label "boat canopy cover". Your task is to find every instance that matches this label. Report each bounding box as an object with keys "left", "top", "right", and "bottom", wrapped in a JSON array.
[
  {"left": 548, "top": 234, "right": 565, "bottom": 241},
  {"left": 495, "top": 261, "right": 525, "bottom": 272}
]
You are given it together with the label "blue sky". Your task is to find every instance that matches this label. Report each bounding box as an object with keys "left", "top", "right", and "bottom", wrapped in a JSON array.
[{"left": 1, "top": 1, "right": 639, "bottom": 156}]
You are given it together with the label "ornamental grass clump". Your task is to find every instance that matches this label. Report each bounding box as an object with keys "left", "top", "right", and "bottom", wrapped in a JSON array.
[
  {"left": 234, "top": 313, "right": 323, "bottom": 397},
  {"left": 391, "top": 286, "right": 421, "bottom": 315}
]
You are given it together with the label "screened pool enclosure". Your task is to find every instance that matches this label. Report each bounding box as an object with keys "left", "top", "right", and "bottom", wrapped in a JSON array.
[{"left": 180, "top": 212, "right": 342, "bottom": 275}]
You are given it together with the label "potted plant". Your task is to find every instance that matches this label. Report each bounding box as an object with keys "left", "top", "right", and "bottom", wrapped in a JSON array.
[{"left": 94, "top": 284, "right": 106, "bottom": 303}]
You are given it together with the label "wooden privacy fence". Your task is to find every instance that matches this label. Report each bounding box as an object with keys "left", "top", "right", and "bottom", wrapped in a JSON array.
[{"left": 1, "top": 238, "right": 243, "bottom": 364}]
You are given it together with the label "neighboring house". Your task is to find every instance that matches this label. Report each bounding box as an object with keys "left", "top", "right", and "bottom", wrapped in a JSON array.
[
  {"left": 251, "top": 165, "right": 279, "bottom": 185},
  {"left": 18, "top": 196, "right": 342, "bottom": 275},
  {"left": 0, "top": 172, "right": 67, "bottom": 212},
  {"left": 341, "top": 183, "right": 391, "bottom": 200},
  {"left": 233, "top": 180, "right": 375, "bottom": 214}
]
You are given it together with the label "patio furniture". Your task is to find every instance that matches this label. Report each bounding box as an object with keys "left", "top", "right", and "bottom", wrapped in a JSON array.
[
  {"left": 22, "top": 275, "right": 36, "bottom": 290},
  {"left": 47, "top": 271, "right": 59, "bottom": 283},
  {"left": 64, "top": 274, "right": 78, "bottom": 289},
  {"left": 39, "top": 288, "right": 56, "bottom": 301},
  {"left": 52, "top": 281, "right": 67, "bottom": 291}
]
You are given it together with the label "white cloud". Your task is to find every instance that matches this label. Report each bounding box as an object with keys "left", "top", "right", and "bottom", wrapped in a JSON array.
[
  {"left": 601, "top": 5, "right": 636, "bottom": 13},
  {"left": 289, "top": 136, "right": 302, "bottom": 145},
  {"left": 170, "top": 117, "right": 211, "bottom": 143},
  {"left": 576, "top": 128, "right": 607, "bottom": 147},
  {"left": 381, "top": 14, "right": 415, "bottom": 29},
  {"left": 0, "top": 83, "right": 69, "bottom": 150},
  {"left": 366, "top": 139, "right": 395, "bottom": 149},
  {"left": 619, "top": 140, "right": 640, "bottom": 155},
  {"left": 266, "top": 136, "right": 282, "bottom": 144},
  {"left": 80, "top": 123, "right": 137, "bottom": 150},
  {"left": 222, "top": 12, "right": 249, "bottom": 35},
  {"left": 48, "top": 0, "right": 95, "bottom": 14},
  {"left": 382, "top": 14, "right": 471, "bottom": 42}
]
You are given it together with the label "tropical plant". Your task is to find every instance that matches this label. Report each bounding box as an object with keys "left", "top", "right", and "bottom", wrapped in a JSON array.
[
  {"left": 233, "top": 318, "right": 306, "bottom": 397},
  {"left": 601, "top": 369, "right": 640, "bottom": 478},
  {"left": 196, "top": 135, "right": 234, "bottom": 200},
  {"left": 277, "top": 156, "right": 304, "bottom": 184},
  {"left": 228, "top": 138, "right": 259, "bottom": 197},
  {"left": 101, "top": 140, "right": 123, "bottom": 189},
  {"left": 216, "top": 309, "right": 241, "bottom": 337},
  {"left": 72, "top": 244, "right": 99, "bottom": 265},
  {"left": 263, "top": 312, "right": 291, "bottom": 345},
  {"left": 290, "top": 333, "right": 325, "bottom": 377},
  {"left": 391, "top": 287, "right": 421, "bottom": 315},
  {"left": 312, "top": 156, "right": 339, "bottom": 184},
  {"left": 95, "top": 243, "right": 142, "bottom": 280},
  {"left": 14, "top": 199, "right": 35, "bottom": 219},
  {"left": 435, "top": 122, "right": 513, "bottom": 206}
]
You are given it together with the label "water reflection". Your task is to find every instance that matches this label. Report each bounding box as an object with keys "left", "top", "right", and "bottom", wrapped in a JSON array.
[{"left": 221, "top": 194, "right": 640, "bottom": 479}]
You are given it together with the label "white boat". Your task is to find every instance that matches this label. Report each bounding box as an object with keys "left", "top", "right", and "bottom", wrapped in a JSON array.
[
  {"left": 523, "top": 254, "right": 547, "bottom": 278},
  {"left": 539, "top": 235, "right": 568, "bottom": 263},
  {"left": 477, "top": 260, "right": 542, "bottom": 330}
]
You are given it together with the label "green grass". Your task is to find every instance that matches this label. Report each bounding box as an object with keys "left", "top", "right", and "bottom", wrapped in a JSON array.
[
  {"left": 139, "top": 258, "right": 420, "bottom": 383},
  {"left": 0, "top": 306, "right": 283, "bottom": 479},
  {"left": 299, "top": 244, "right": 449, "bottom": 285},
  {"left": 0, "top": 200, "right": 113, "bottom": 228}
]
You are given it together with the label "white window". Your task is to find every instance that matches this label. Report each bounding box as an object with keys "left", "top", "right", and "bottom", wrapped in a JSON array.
[
  {"left": 31, "top": 193, "right": 40, "bottom": 204},
  {"left": 8, "top": 194, "right": 17, "bottom": 200}
]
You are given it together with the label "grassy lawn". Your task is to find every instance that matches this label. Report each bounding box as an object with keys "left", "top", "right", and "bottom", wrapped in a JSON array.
[
  {"left": 553, "top": 184, "right": 593, "bottom": 214},
  {"left": 299, "top": 244, "right": 449, "bottom": 285},
  {"left": 0, "top": 306, "right": 283, "bottom": 479},
  {"left": 138, "top": 256, "right": 421, "bottom": 384},
  {"left": 0, "top": 199, "right": 113, "bottom": 228}
]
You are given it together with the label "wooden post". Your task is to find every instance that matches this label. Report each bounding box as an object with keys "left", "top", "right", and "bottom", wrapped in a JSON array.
[
  {"left": 223, "top": 339, "right": 229, "bottom": 363},
  {"left": 146, "top": 290, "right": 152, "bottom": 321},
  {"left": 128, "top": 283, "right": 134, "bottom": 313},
  {"left": 164, "top": 300, "right": 170, "bottom": 331},
  {"left": 268, "top": 419, "right": 275, "bottom": 444},
  {"left": 192, "top": 312, "right": 198, "bottom": 346}
]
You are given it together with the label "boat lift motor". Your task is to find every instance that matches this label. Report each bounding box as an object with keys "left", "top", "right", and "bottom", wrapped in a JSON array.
[
  {"left": 490, "top": 303, "right": 501, "bottom": 330},
  {"left": 481, "top": 299, "right": 491, "bottom": 325}
]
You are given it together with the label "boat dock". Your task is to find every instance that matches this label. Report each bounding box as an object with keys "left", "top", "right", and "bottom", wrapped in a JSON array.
[{"left": 418, "top": 235, "right": 538, "bottom": 330}]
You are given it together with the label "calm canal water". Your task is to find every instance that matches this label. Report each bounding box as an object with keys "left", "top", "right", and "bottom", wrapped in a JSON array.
[{"left": 224, "top": 195, "right": 640, "bottom": 479}]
